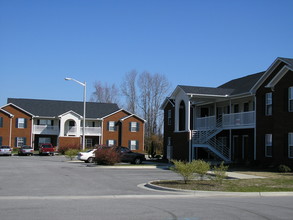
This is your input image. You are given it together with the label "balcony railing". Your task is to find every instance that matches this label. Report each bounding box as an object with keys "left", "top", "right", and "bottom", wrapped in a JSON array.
[
  {"left": 81, "top": 127, "right": 102, "bottom": 136},
  {"left": 222, "top": 111, "right": 255, "bottom": 128},
  {"left": 33, "top": 125, "right": 60, "bottom": 135},
  {"left": 195, "top": 111, "right": 255, "bottom": 130},
  {"left": 195, "top": 116, "right": 216, "bottom": 130},
  {"left": 66, "top": 126, "right": 102, "bottom": 136}
]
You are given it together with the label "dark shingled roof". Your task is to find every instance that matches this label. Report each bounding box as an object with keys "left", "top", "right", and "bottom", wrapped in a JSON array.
[
  {"left": 7, "top": 98, "right": 120, "bottom": 118},
  {"left": 218, "top": 71, "right": 265, "bottom": 95},
  {"left": 178, "top": 71, "right": 265, "bottom": 97},
  {"left": 178, "top": 85, "right": 233, "bottom": 96}
]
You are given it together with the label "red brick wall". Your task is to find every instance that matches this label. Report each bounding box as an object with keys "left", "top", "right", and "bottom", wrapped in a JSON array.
[
  {"left": 0, "top": 111, "right": 12, "bottom": 146},
  {"left": 59, "top": 137, "right": 81, "bottom": 148},
  {"left": 103, "top": 110, "right": 128, "bottom": 145},
  {"left": 102, "top": 110, "right": 145, "bottom": 152},
  {"left": 121, "top": 116, "right": 144, "bottom": 152},
  {"left": 2, "top": 105, "right": 32, "bottom": 147}
]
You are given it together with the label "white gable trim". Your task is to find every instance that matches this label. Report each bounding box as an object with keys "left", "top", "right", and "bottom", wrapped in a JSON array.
[
  {"left": 58, "top": 110, "right": 82, "bottom": 118},
  {"left": 265, "top": 65, "right": 293, "bottom": 90},
  {"left": 250, "top": 57, "right": 284, "bottom": 93},
  {"left": 0, "top": 108, "right": 14, "bottom": 117},
  {"left": 1, "top": 103, "right": 34, "bottom": 116}
]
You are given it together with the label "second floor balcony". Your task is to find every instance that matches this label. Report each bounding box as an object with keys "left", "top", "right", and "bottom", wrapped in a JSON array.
[
  {"left": 33, "top": 125, "right": 60, "bottom": 135},
  {"left": 66, "top": 126, "right": 102, "bottom": 136},
  {"left": 195, "top": 111, "right": 255, "bottom": 130}
]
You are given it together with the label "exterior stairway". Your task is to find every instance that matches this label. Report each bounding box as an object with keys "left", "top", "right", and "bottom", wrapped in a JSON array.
[{"left": 192, "top": 118, "right": 231, "bottom": 162}]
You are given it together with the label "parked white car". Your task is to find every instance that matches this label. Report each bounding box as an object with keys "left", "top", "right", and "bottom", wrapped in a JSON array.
[
  {"left": 77, "top": 149, "right": 96, "bottom": 163},
  {"left": 0, "top": 146, "right": 12, "bottom": 156}
]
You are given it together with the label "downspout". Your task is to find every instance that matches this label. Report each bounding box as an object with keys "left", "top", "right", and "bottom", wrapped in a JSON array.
[
  {"left": 254, "top": 96, "right": 257, "bottom": 160},
  {"left": 9, "top": 116, "right": 13, "bottom": 147},
  {"left": 229, "top": 99, "right": 232, "bottom": 161},
  {"left": 31, "top": 118, "right": 33, "bottom": 149},
  {"left": 100, "top": 119, "right": 103, "bottom": 145}
]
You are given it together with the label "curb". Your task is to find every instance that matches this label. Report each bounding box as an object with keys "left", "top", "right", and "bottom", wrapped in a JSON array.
[{"left": 143, "top": 181, "right": 293, "bottom": 197}]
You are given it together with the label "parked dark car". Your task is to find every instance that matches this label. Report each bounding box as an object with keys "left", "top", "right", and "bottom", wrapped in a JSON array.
[
  {"left": 116, "top": 146, "right": 146, "bottom": 164},
  {"left": 18, "top": 145, "right": 34, "bottom": 156}
]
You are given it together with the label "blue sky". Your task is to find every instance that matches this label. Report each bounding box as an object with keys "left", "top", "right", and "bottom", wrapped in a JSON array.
[{"left": 1, "top": 0, "right": 293, "bottom": 107}]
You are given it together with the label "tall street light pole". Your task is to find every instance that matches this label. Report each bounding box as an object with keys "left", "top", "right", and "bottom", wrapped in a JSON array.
[{"left": 65, "top": 77, "right": 86, "bottom": 151}]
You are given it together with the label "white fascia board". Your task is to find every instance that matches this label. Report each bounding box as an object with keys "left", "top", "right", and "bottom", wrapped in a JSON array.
[
  {"left": 188, "top": 93, "right": 229, "bottom": 98},
  {"left": 120, "top": 114, "right": 146, "bottom": 122},
  {"left": 101, "top": 109, "right": 124, "bottom": 119},
  {"left": 1, "top": 103, "right": 34, "bottom": 117},
  {"left": 265, "top": 66, "right": 292, "bottom": 89},
  {"left": 0, "top": 108, "right": 14, "bottom": 118},
  {"left": 250, "top": 57, "right": 283, "bottom": 93},
  {"left": 58, "top": 110, "right": 82, "bottom": 118},
  {"left": 160, "top": 97, "right": 175, "bottom": 110}
]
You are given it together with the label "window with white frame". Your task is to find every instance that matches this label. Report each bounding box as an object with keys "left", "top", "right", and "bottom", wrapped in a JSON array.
[
  {"left": 39, "top": 119, "right": 52, "bottom": 125},
  {"left": 86, "top": 138, "right": 93, "bottom": 148},
  {"left": 167, "top": 137, "right": 171, "bottom": 146},
  {"left": 39, "top": 137, "right": 51, "bottom": 144},
  {"left": 108, "top": 121, "right": 115, "bottom": 131},
  {"left": 107, "top": 140, "right": 115, "bottom": 146},
  {"left": 288, "top": 133, "right": 293, "bottom": 158},
  {"left": 265, "top": 134, "right": 272, "bottom": 157},
  {"left": 17, "top": 118, "right": 26, "bottom": 128},
  {"left": 129, "top": 140, "right": 138, "bottom": 150},
  {"left": 168, "top": 110, "right": 172, "bottom": 125},
  {"left": 130, "top": 122, "right": 139, "bottom": 132},
  {"left": 265, "top": 93, "right": 272, "bottom": 116},
  {"left": 16, "top": 137, "right": 26, "bottom": 147},
  {"left": 289, "top": 87, "right": 293, "bottom": 112}
]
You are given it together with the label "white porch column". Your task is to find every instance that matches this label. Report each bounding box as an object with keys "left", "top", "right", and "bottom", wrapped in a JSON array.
[{"left": 186, "top": 100, "right": 191, "bottom": 131}]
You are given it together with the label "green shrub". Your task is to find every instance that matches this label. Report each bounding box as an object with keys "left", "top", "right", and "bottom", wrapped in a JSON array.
[
  {"left": 58, "top": 145, "right": 80, "bottom": 155},
  {"left": 65, "top": 149, "right": 80, "bottom": 160},
  {"left": 95, "top": 147, "right": 121, "bottom": 165},
  {"left": 213, "top": 161, "right": 229, "bottom": 184},
  {"left": 193, "top": 160, "right": 210, "bottom": 180},
  {"left": 278, "top": 164, "right": 292, "bottom": 173}
]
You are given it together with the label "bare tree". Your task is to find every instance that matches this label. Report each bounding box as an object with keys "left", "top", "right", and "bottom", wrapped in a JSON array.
[
  {"left": 137, "top": 72, "right": 170, "bottom": 137},
  {"left": 91, "top": 81, "right": 120, "bottom": 104},
  {"left": 121, "top": 70, "right": 138, "bottom": 114}
]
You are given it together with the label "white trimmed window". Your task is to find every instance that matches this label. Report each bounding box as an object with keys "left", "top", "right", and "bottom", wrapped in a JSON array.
[
  {"left": 107, "top": 140, "right": 116, "bottom": 146},
  {"left": 288, "top": 133, "right": 293, "bottom": 158},
  {"left": 265, "top": 134, "right": 272, "bottom": 157},
  {"left": 16, "top": 137, "right": 25, "bottom": 147},
  {"left": 108, "top": 121, "right": 115, "bottom": 131},
  {"left": 39, "top": 119, "right": 52, "bottom": 125},
  {"left": 289, "top": 87, "right": 293, "bottom": 112},
  {"left": 168, "top": 110, "right": 172, "bottom": 125},
  {"left": 167, "top": 137, "right": 171, "bottom": 146},
  {"left": 17, "top": 118, "right": 26, "bottom": 128},
  {"left": 86, "top": 138, "right": 93, "bottom": 148},
  {"left": 129, "top": 140, "right": 138, "bottom": 150},
  {"left": 130, "top": 122, "right": 139, "bottom": 132},
  {"left": 265, "top": 93, "right": 272, "bottom": 116}
]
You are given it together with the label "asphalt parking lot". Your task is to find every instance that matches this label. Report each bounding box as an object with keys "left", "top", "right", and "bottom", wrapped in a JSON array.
[{"left": 1, "top": 155, "right": 293, "bottom": 220}]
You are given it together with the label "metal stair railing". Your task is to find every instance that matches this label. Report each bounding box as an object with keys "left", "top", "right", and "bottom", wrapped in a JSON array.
[{"left": 192, "top": 117, "right": 230, "bottom": 162}]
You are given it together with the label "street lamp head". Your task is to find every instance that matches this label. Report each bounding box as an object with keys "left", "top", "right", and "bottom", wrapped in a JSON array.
[{"left": 64, "top": 77, "right": 72, "bottom": 81}]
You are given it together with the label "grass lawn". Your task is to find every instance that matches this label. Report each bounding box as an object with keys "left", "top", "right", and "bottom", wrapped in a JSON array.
[{"left": 152, "top": 171, "right": 293, "bottom": 192}]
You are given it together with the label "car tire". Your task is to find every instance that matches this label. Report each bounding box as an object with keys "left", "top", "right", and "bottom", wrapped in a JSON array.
[
  {"left": 87, "top": 157, "right": 94, "bottom": 163},
  {"left": 133, "top": 158, "right": 142, "bottom": 164}
]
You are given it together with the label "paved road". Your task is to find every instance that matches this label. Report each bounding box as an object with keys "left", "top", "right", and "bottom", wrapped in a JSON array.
[{"left": 1, "top": 156, "right": 293, "bottom": 220}]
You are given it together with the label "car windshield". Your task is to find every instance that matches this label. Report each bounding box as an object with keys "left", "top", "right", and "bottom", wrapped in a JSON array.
[
  {"left": 22, "top": 146, "right": 32, "bottom": 149},
  {"left": 0, "top": 146, "right": 10, "bottom": 149},
  {"left": 42, "top": 145, "right": 52, "bottom": 148}
]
